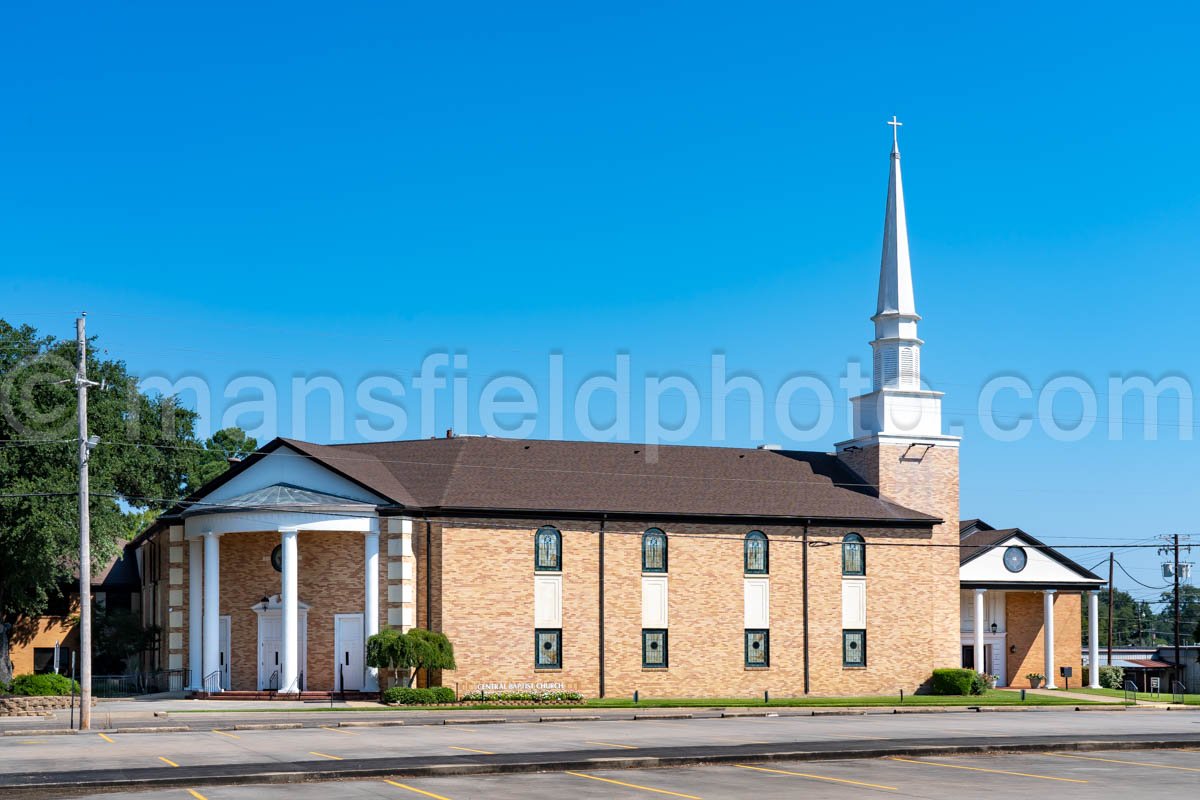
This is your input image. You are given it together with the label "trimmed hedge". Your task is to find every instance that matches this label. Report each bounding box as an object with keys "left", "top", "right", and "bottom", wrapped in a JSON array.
[
  {"left": 381, "top": 686, "right": 456, "bottom": 705},
  {"left": 459, "top": 690, "right": 583, "bottom": 703},
  {"left": 8, "top": 673, "right": 80, "bottom": 697},
  {"left": 1098, "top": 665, "right": 1124, "bottom": 689},
  {"left": 930, "top": 668, "right": 984, "bottom": 696}
]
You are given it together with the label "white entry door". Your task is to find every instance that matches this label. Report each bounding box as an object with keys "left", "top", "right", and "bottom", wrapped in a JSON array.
[
  {"left": 219, "top": 616, "right": 232, "bottom": 690},
  {"left": 259, "top": 617, "right": 282, "bottom": 690},
  {"left": 257, "top": 611, "right": 308, "bottom": 690},
  {"left": 334, "top": 614, "right": 365, "bottom": 692}
]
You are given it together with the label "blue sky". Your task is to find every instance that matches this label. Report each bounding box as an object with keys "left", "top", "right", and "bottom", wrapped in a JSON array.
[{"left": 2, "top": 2, "right": 1197, "bottom": 609}]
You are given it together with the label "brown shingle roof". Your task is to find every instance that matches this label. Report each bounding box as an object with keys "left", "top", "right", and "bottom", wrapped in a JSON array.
[{"left": 268, "top": 437, "right": 937, "bottom": 524}]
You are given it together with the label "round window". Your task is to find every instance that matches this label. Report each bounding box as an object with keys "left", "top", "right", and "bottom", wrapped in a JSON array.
[
  {"left": 1003, "top": 546, "right": 1027, "bottom": 573},
  {"left": 271, "top": 545, "right": 283, "bottom": 573}
]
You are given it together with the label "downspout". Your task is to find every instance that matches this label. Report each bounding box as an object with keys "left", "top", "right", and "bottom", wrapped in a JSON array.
[
  {"left": 425, "top": 518, "right": 434, "bottom": 690},
  {"left": 424, "top": 519, "right": 433, "bottom": 631},
  {"left": 803, "top": 519, "right": 811, "bottom": 695},
  {"left": 598, "top": 515, "right": 607, "bottom": 698}
]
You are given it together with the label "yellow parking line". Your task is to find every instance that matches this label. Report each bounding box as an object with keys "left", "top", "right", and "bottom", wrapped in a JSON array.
[
  {"left": 1044, "top": 752, "right": 1200, "bottom": 772},
  {"left": 565, "top": 771, "right": 702, "bottom": 799},
  {"left": 448, "top": 745, "right": 495, "bottom": 755},
  {"left": 309, "top": 751, "right": 343, "bottom": 760},
  {"left": 584, "top": 740, "right": 639, "bottom": 749},
  {"left": 211, "top": 729, "right": 240, "bottom": 739},
  {"left": 735, "top": 764, "right": 896, "bottom": 791},
  {"left": 158, "top": 756, "right": 179, "bottom": 767},
  {"left": 888, "top": 756, "right": 1086, "bottom": 783},
  {"left": 321, "top": 725, "right": 358, "bottom": 735},
  {"left": 187, "top": 790, "right": 209, "bottom": 800},
  {"left": 384, "top": 779, "right": 456, "bottom": 800},
  {"left": 98, "top": 733, "right": 115, "bottom": 743}
]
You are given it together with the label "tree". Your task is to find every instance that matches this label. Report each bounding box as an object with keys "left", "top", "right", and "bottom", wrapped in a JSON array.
[
  {"left": 0, "top": 318, "right": 241, "bottom": 683},
  {"left": 1154, "top": 585, "right": 1200, "bottom": 646},
  {"left": 365, "top": 629, "right": 456, "bottom": 688},
  {"left": 365, "top": 629, "right": 416, "bottom": 688},
  {"left": 190, "top": 428, "right": 258, "bottom": 488}
]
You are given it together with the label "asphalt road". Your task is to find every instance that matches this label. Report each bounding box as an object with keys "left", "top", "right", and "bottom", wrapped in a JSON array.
[
  {"left": 47, "top": 748, "right": 1200, "bottom": 800},
  {"left": 2, "top": 708, "right": 1198, "bottom": 797}
]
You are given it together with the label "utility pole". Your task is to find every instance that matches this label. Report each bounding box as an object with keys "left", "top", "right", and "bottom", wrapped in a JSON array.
[
  {"left": 1107, "top": 552, "right": 1114, "bottom": 665},
  {"left": 75, "top": 314, "right": 100, "bottom": 730},
  {"left": 1174, "top": 533, "right": 1181, "bottom": 688}
]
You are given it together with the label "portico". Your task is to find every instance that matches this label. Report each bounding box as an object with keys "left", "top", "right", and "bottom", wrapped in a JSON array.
[
  {"left": 181, "top": 484, "right": 383, "bottom": 693},
  {"left": 960, "top": 520, "right": 1105, "bottom": 689}
]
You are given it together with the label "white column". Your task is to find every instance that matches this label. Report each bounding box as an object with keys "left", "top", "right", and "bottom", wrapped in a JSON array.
[
  {"left": 280, "top": 528, "right": 299, "bottom": 694},
  {"left": 973, "top": 588, "right": 987, "bottom": 674},
  {"left": 201, "top": 532, "right": 221, "bottom": 693},
  {"left": 1088, "top": 589, "right": 1101, "bottom": 688},
  {"left": 364, "top": 528, "right": 380, "bottom": 691},
  {"left": 1043, "top": 589, "right": 1057, "bottom": 689},
  {"left": 188, "top": 537, "right": 203, "bottom": 691}
]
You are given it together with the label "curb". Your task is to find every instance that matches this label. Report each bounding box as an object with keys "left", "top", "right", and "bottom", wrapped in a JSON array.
[
  {"left": 232, "top": 723, "right": 304, "bottom": 731},
  {"left": 443, "top": 718, "right": 506, "bottom": 726},
  {"left": 6, "top": 735, "right": 1200, "bottom": 798},
  {"left": 337, "top": 720, "right": 405, "bottom": 728},
  {"left": 634, "top": 714, "right": 693, "bottom": 720},
  {"left": 540, "top": 716, "right": 601, "bottom": 723}
]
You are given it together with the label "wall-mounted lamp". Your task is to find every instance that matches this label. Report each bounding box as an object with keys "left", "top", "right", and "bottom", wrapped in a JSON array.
[
  {"left": 1009, "top": 645, "right": 1016, "bottom": 654},
  {"left": 260, "top": 596, "right": 270, "bottom": 606},
  {"left": 990, "top": 623, "right": 998, "bottom": 634}
]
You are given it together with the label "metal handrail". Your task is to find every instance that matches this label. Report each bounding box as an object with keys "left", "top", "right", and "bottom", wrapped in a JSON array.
[
  {"left": 268, "top": 670, "right": 280, "bottom": 692},
  {"left": 203, "top": 670, "right": 221, "bottom": 693},
  {"left": 1123, "top": 679, "right": 1137, "bottom": 704},
  {"left": 1172, "top": 680, "right": 1186, "bottom": 704}
]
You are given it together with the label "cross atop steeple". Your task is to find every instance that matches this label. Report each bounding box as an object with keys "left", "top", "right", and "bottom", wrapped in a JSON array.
[{"left": 887, "top": 116, "right": 903, "bottom": 155}]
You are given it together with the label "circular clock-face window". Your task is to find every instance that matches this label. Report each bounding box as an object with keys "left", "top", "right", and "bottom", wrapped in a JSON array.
[
  {"left": 1003, "top": 546, "right": 1027, "bottom": 573},
  {"left": 271, "top": 545, "right": 283, "bottom": 573}
]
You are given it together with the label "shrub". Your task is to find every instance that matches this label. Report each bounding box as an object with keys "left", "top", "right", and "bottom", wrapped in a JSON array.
[
  {"left": 930, "top": 668, "right": 978, "bottom": 696},
  {"left": 9, "top": 673, "right": 80, "bottom": 697},
  {"left": 459, "top": 690, "right": 584, "bottom": 703},
  {"left": 968, "top": 672, "right": 988, "bottom": 696},
  {"left": 381, "top": 686, "right": 456, "bottom": 705},
  {"left": 1098, "top": 665, "right": 1124, "bottom": 689}
]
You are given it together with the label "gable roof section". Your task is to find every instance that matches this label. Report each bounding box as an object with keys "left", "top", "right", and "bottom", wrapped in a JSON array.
[
  {"left": 281, "top": 437, "right": 938, "bottom": 523},
  {"left": 147, "top": 436, "right": 937, "bottom": 528},
  {"left": 960, "top": 526, "right": 1103, "bottom": 582}
]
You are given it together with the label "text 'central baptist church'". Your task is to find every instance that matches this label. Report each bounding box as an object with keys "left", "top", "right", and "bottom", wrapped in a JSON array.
[{"left": 120, "top": 123, "right": 1102, "bottom": 698}]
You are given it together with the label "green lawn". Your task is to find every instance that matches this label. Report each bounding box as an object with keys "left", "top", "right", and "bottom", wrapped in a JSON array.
[
  {"left": 584, "top": 690, "right": 1103, "bottom": 708},
  {"left": 1070, "top": 687, "right": 1200, "bottom": 705}
]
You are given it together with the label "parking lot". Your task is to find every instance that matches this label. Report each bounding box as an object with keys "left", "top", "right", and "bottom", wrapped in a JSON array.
[
  {"left": 2, "top": 708, "right": 1198, "bottom": 778},
  {"left": 61, "top": 748, "right": 1200, "bottom": 800}
]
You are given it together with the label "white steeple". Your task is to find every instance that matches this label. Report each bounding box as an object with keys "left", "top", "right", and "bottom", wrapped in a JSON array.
[
  {"left": 871, "top": 116, "right": 922, "bottom": 392},
  {"left": 837, "top": 118, "right": 959, "bottom": 451}
]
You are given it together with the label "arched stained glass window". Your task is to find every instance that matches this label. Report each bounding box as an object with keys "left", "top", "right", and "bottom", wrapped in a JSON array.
[
  {"left": 744, "top": 531, "right": 768, "bottom": 574},
  {"left": 842, "top": 533, "right": 865, "bottom": 576},
  {"left": 642, "top": 528, "right": 667, "bottom": 573},
  {"left": 535, "top": 526, "right": 562, "bottom": 571}
]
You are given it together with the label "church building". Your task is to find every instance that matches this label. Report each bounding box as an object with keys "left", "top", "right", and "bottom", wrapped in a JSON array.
[{"left": 127, "top": 123, "right": 1105, "bottom": 697}]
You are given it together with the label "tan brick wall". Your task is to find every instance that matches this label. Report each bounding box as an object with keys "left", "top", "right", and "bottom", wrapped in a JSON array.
[
  {"left": 435, "top": 516, "right": 960, "bottom": 699},
  {"left": 837, "top": 443, "right": 962, "bottom": 689},
  {"left": 8, "top": 614, "right": 79, "bottom": 676},
  {"left": 1007, "top": 590, "right": 1083, "bottom": 687}
]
